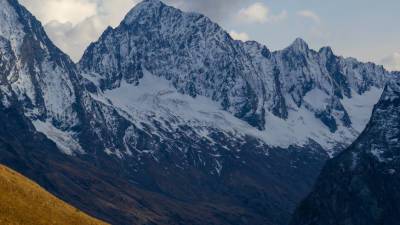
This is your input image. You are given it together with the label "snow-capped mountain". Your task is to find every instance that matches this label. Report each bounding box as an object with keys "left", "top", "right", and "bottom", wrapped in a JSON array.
[
  {"left": 290, "top": 74, "right": 400, "bottom": 225},
  {"left": 79, "top": 0, "right": 389, "bottom": 156},
  {"left": 0, "top": 0, "right": 396, "bottom": 224}
]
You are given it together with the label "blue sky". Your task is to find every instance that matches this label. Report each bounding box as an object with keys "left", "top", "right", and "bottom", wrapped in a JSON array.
[
  {"left": 223, "top": 0, "right": 399, "bottom": 65},
  {"left": 20, "top": 0, "right": 400, "bottom": 70}
]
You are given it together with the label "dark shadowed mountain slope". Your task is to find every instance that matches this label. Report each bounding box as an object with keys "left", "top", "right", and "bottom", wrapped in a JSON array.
[{"left": 290, "top": 75, "right": 400, "bottom": 225}]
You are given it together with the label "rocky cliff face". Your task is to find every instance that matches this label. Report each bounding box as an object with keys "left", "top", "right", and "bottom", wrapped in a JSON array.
[
  {"left": 0, "top": 0, "right": 80, "bottom": 127},
  {"left": 0, "top": 0, "right": 396, "bottom": 224},
  {"left": 290, "top": 75, "right": 400, "bottom": 225}
]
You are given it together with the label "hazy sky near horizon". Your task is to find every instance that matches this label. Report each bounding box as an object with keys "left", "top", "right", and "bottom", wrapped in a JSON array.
[{"left": 19, "top": 0, "right": 400, "bottom": 71}]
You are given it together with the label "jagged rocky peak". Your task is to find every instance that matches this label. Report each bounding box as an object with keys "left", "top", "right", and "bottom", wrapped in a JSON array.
[
  {"left": 122, "top": 0, "right": 168, "bottom": 24},
  {"left": 0, "top": 0, "right": 75, "bottom": 72},
  {"left": 121, "top": 0, "right": 208, "bottom": 24},
  {"left": 319, "top": 46, "right": 334, "bottom": 56},
  {"left": 286, "top": 38, "right": 310, "bottom": 53},
  {"left": 0, "top": 0, "right": 61, "bottom": 58},
  {"left": 243, "top": 40, "right": 272, "bottom": 59}
]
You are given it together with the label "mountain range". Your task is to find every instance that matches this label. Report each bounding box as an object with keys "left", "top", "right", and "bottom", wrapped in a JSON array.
[{"left": 0, "top": 0, "right": 397, "bottom": 224}]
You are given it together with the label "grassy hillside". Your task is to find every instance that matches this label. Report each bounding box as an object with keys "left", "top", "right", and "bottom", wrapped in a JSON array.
[{"left": 0, "top": 164, "right": 108, "bottom": 225}]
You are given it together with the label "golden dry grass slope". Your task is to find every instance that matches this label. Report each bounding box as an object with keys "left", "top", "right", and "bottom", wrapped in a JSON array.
[{"left": 0, "top": 164, "right": 109, "bottom": 225}]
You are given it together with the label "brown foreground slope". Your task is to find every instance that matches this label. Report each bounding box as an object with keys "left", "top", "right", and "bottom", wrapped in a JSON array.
[{"left": 0, "top": 164, "right": 108, "bottom": 225}]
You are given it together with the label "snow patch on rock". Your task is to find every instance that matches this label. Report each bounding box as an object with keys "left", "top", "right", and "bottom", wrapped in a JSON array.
[
  {"left": 342, "top": 87, "right": 383, "bottom": 132},
  {"left": 33, "top": 120, "right": 84, "bottom": 155}
]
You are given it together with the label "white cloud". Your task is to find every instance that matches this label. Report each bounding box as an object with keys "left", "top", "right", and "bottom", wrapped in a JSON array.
[
  {"left": 238, "top": 2, "right": 269, "bottom": 23},
  {"left": 44, "top": 17, "right": 104, "bottom": 61},
  {"left": 297, "top": 10, "right": 321, "bottom": 24},
  {"left": 237, "top": 2, "right": 287, "bottom": 24},
  {"left": 20, "top": 0, "right": 97, "bottom": 25},
  {"left": 20, "top": 0, "right": 140, "bottom": 61},
  {"left": 381, "top": 52, "right": 400, "bottom": 71},
  {"left": 229, "top": 30, "right": 250, "bottom": 41}
]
